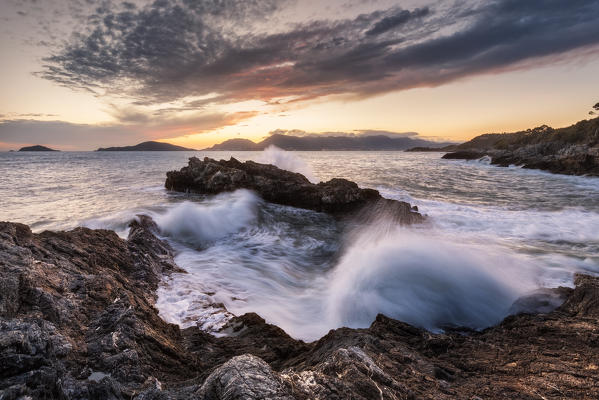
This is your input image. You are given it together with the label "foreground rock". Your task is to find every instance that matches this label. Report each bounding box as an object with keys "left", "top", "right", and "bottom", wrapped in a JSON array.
[
  {"left": 2, "top": 220, "right": 599, "bottom": 399},
  {"left": 165, "top": 157, "right": 423, "bottom": 223},
  {"left": 443, "top": 118, "right": 599, "bottom": 176}
]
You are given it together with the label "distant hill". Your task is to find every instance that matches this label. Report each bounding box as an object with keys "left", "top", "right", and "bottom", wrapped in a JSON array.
[
  {"left": 451, "top": 119, "right": 599, "bottom": 152},
  {"left": 442, "top": 117, "right": 599, "bottom": 176},
  {"left": 204, "top": 133, "right": 454, "bottom": 151},
  {"left": 97, "top": 141, "right": 197, "bottom": 151},
  {"left": 205, "top": 138, "right": 261, "bottom": 151},
  {"left": 19, "top": 145, "right": 58, "bottom": 151}
]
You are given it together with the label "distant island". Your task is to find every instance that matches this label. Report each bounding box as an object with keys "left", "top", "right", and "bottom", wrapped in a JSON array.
[
  {"left": 96, "top": 141, "right": 197, "bottom": 151},
  {"left": 18, "top": 145, "right": 59, "bottom": 152},
  {"left": 442, "top": 116, "right": 599, "bottom": 176},
  {"left": 204, "top": 133, "right": 455, "bottom": 151}
]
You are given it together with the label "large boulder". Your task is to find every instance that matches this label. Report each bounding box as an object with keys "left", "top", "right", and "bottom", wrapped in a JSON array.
[{"left": 165, "top": 157, "right": 423, "bottom": 223}]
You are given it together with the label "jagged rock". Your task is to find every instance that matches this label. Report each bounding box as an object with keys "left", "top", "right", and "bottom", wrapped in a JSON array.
[
  {"left": 0, "top": 219, "right": 191, "bottom": 399},
  {"left": 1, "top": 220, "right": 599, "bottom": 399},
  {"left": 165, "top": 157, "right": 423, "bottom": 223},
  {"left": 559, "top": 274, "right": 599, "bottom": 317}
]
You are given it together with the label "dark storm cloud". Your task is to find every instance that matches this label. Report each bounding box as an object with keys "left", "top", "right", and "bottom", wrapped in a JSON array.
[
  {"left": 365, "top": 7, "right": 430, "bottom": 36},
  {"left": 39, "top": 0, "right": 599, "bottom": 106}
]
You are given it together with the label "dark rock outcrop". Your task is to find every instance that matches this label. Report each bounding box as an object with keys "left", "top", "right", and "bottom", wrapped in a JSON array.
[
  {"left": 405, "top": 145, "right": 458, "bottom": 152},
  {"left": 443, "top": 118, "right": 599, "bottom": 176},
  {"left": 442, "top": 150, "right": 485, "bottom": 160},
  {"left": 2, "top": 219, "right": 599, "bottom": 399},
  {"left": 165, "top": 157, "right": 423, "bottom": 223}
]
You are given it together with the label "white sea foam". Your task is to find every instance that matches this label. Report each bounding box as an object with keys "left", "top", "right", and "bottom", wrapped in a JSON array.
[
  {"left": 152, "top": 197, "right": 573, "bottom": 341},
  {"left": 153, "top": 190, "right": 260, "bottom": 246},
  {"left": 257, "top": 145, "right": 318, "bottom": 182},
  {"left": 476, "top": 155, "right": 492, "bottom": 165},
  {"left": 326, "top": 226, "right": 544, "bottom": 333}
]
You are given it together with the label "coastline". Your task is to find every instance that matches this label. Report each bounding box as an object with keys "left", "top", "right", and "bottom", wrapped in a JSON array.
[
  {"left": 2, "top": 159, "right": 599, "bottom": 398},
  {"left": 1, "top": 218, "right": 598, "bottom": 399},
  {"left": 442, "top": 118, "right": 599, "bottom": 176}
]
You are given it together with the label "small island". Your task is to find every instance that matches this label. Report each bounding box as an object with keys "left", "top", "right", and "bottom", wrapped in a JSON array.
[
  {"left": 96, "top": 141, "right": 197, "bottom": 151},
  {"left": 18, "top": 145, "right": 58, "bottom": 152}
]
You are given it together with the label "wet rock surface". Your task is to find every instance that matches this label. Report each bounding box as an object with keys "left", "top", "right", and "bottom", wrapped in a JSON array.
[
  {"left": 165, "top": 157, "right": 423, "bottom": 223},
  {"left": 1, "top": 219, "right": 599, "bottom": 399},
  {"left": 442, "top": 118, "right": 599, "bottom": 176}
]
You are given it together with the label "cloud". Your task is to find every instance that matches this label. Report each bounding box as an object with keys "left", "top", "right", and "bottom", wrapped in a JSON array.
[
  {"left": 37, "top": 0, "right": 599, "bottom": 110},
  {"left": 0, "top": 111, "right": 256, "bottom": 150},
  {"left": 365, "top": 7, "right": 430, "bottom": 36},
  {"left": 0, "top": 112, "right": 58, "bottom": 119},
  {"left": 0, "top": 120, "right": 144, "bottom": 150}
]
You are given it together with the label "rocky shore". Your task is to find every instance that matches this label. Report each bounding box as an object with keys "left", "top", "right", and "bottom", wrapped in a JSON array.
[
  {"left": 165, "top": 156, "right": 423, "bottom": 223},
  {"left": 442, "top": 118, "right": 599, "bottom": 176},
  {"left": 2, "top": 217, "right": 599, "bottom": 399}
]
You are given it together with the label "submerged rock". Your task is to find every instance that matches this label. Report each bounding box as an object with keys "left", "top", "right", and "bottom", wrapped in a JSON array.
[
  {"left": 165, "top": 157, "right": 423, "bottom": 223},
  {"left": 1, "top": 219, "right": 599, "bottom": 399},
  {"left": 442, "top": 150, "right": 486, "bottom": 160}
]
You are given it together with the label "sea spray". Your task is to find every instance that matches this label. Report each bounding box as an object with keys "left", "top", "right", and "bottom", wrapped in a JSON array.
[
  {"left": 326, "top": 225, "right": 540, "bottom": 332},
  {"left": 145, "top": 188, "right": 577, "bottom": 341},
  {"left": 257, "top": 145, "right": 318, "bottom": 183},
  {"left": 153, "top": 190, "right": 260, "bottom": 246}
]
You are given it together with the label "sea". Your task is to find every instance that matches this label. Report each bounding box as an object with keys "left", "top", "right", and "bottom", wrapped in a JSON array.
[{"left": 2, "top": 148, "right": 598, "bottom": 341}]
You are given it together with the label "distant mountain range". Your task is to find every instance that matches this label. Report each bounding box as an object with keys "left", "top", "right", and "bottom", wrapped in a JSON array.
[
  {"left": 203, "top": 134, "right": 455, "bottom": 151},
  {"left": 96, "top": 141, "right": 196, "bottom": 151},
  {"left": 19, "top": 145, "right": 58, "bottom": 151}
]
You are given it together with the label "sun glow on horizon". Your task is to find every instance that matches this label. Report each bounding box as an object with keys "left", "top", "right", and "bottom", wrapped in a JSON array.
[{"left": 1, "top": 0, "right": 599, "bottom": 150}]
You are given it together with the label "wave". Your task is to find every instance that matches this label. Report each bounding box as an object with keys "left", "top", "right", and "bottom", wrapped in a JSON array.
[
  {"left": 257, "top": 145, "right": 318, "bottom": 183},
  {"left": 153, "top": 190, "right": 260, "bottom": 246},
  {"left": 326, "top": 226, "right": 546, "bottom": 333},
  {"left": 476, "top": 155, "right": 492, "bottom": 165},
  {"left": 149, "top": 189, "right": 580, "bottom": 341}
]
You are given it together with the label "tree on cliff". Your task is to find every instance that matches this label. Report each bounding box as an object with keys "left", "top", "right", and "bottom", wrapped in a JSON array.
[{"left": 590, "top": 102, "right": 599, "bottom": 115}]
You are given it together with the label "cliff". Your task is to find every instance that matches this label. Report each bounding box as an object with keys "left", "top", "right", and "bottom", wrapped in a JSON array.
[{"left": 443, "top": 117, "right": 599, "bottom": 176}]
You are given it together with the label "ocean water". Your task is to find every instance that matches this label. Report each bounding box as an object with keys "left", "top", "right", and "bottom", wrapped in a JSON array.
[{"left": 1, "top": 149, "right": 598, "bottom": 341}]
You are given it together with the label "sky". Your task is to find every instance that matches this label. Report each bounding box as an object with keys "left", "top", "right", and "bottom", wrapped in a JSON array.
[{"left": 1, "top": 0, "right": 598, "bottom": 150}]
